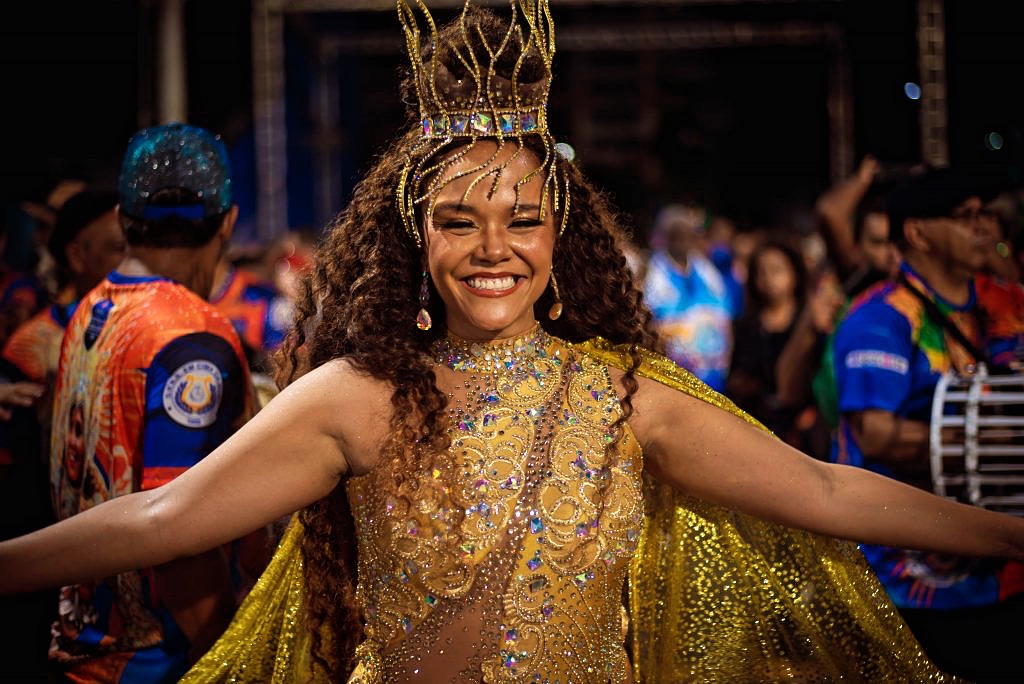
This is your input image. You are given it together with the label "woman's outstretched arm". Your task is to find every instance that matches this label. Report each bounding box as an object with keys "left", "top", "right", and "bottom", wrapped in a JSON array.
[
  {"left": 630, "top": 375, "right": 1024, "bottom": 559},
  {"left": 0, "top": 359, "right": 390, "bottom": 593}
]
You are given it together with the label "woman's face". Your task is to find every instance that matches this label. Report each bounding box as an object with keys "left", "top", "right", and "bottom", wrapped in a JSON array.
[
  {"left": 754, "top": 247, "right": 796, "bottom": 304},
  {"left": 424, "top": 141, "right": 556, "bottom": 340}
]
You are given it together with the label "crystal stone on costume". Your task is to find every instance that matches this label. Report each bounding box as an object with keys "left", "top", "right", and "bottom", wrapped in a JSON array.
[
  {"left": 417, "top": 109, "right": 545, "bottom": 140},
  {"left": 498, "top": 113, "right": 516, "bottom": 134},
  {"left": 451, "top": 114, "right": 470, "bottom": 134},
  {"left": 471, "top": 112, "right": 494, "bottom": 135}
]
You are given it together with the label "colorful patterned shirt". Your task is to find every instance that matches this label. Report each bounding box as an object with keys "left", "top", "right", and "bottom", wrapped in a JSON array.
[
  {"left": 49, "top": 272, "right": 253, "bottom": 682},
  {"left": 0, "top": 270, "right": 43, "bottom": 343},
  {"left": 643, "top": 250, "right": 738, "bottom": 392},
  {"left": 209, "top": 267, "right": 291, "bottom": 356},
  {"left": 831, "top": 262, "right": 1024, "bottom": 610},
  {"left": 2, "top": 298, "right": 77, "bottom": 383},
  {"left": 0, "top": 298, "right": 77, "bottom": 465}
]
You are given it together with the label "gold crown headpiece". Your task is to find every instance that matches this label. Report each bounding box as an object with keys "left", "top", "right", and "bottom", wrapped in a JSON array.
[{"left": 396, "top": 0, "right": 568, "bottom": 248}]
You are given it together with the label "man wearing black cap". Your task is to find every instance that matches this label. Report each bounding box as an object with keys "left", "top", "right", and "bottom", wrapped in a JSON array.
[
  {"left": 47, "top": 124, "right": 256, "bottom": 682},
  {"left": 830, "top": 167, "right": 1024, "bottom": 681},
  {"left": 3, "top": 189, "right": 125, "bottom": 389}
]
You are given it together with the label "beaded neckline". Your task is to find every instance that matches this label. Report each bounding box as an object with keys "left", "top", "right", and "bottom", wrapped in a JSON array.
[{"left": 433, "top": 324, "right": 553, "bottom": 375}]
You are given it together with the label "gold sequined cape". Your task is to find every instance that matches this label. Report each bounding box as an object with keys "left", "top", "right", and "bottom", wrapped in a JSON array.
[{"left": 183, "top": 338, "right": 954, "bottom": 683}]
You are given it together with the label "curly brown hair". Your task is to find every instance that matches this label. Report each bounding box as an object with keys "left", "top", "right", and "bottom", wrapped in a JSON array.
[{"left": 273, "top": 8, "right": 657, "bottom": 679}]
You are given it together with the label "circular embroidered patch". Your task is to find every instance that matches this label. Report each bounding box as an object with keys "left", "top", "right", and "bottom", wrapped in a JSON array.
[{"left": 162, "top": 360, "right": 223, "bottom": 428}]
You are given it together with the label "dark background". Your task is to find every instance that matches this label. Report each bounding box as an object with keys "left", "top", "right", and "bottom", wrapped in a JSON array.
[{"left": 2, "top": 0, "right": 1021, "bottom": 248}]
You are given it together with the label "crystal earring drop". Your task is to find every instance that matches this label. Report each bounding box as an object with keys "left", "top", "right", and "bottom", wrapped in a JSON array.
[
  {"left": 548, "top": 272, "right": 563, "bottom": 321},
  {"left": 416, "top": 270, "right": 432, "bottom": 331}
]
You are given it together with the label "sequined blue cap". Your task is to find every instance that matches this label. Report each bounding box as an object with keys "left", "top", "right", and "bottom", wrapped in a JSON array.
[{"left": 118, "top": 122, "right": 233, "bottom": 221}]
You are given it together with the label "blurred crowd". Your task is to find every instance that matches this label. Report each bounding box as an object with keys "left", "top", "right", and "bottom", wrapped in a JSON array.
[
  {"left": 634, "top": 157, "right": 1024, "bottom": 680},
  {"left": 2, "top": 189, "right": 314, "bottom": 377},
  {"left": 634, "top": 156, "right": 1023, "bottom": 460}
]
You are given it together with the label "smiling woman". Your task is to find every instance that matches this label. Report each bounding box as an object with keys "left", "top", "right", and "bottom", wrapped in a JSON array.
[{"left": 2, "top": 2, "right": 1024, "bottom": 683}]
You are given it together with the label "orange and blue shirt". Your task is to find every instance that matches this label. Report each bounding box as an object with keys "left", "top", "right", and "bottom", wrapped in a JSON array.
[
  {"left": 0, "top": 270, "right": 42, "bottom": 318},
  {"left": 0, "top": 298, "right": 77, "bottom": 465},
  {"left": 209, "top": 267, "right": 290, "bottom": 357},
  {"left": 49, "top": 272, "right": 253, "bottom": 683},
  {"left": 0, "top": 270, "right": 43, "bottom": 344},
  {"left": 2, "top": 297, "right": 78, "bottom": 384},
  {"left": 831, "top": 262, "right": 1024, "bottom": 610}
]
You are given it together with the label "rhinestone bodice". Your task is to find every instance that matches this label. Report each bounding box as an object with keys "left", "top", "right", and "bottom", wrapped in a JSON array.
[{"left": 346, "top": 330, "right": 644, "bottom": 682}]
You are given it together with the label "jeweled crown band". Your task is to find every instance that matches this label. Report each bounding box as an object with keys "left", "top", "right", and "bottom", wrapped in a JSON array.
[{"left": 421, "top": 107, "right": 546, "bottom": 139}]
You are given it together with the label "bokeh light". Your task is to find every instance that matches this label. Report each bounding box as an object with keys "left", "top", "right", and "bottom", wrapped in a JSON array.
[
  {"left": 904, "top": 82, "right": 922, "bottom": 100},
  {"left": 985, "top": 131, "right": 1004, "bottom": 151}
]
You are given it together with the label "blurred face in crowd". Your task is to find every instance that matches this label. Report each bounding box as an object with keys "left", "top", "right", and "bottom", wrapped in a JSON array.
[
  {"left": 663, "top": 210, "right": 707, "bottom": 267},
  {"left": 67, "top": 209, "right": 126, "bottom": 293},
  {"left": 858, "top": 211, "right": 899, "bottom": 276},
  {"left": 730, "top": 231, "right": 759, "bottom": 284},
  {"left": 910, "top": 196, "right": 988, "bottom": 275},
  {"left": 665, "top": 222, "right": 700, "bottom": 266},
  {"left": 706, "top": 216, "right": 735, "bottom": 246},
  {"left": 800, "top": 232, "right": 827, "bottom": 275},
  {"left": 754, "top": 247, "right": 797, "bottom": 305}
]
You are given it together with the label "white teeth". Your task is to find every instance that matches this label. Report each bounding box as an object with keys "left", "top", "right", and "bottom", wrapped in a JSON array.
[{"left": 467, "top": 276, "right": 516, "bottom": 291}]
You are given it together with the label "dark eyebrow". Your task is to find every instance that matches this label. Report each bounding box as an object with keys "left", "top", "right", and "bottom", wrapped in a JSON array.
[
  {"left": 432, "top": 201, "right": 472, "bottom": 215},
  {"left": 513, "top": 203, "right": 543, "bottom": 216}
]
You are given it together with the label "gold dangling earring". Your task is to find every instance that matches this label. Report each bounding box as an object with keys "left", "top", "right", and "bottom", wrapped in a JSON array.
[
  {"left": 416, "top": 269, "right": 432, "bottom": 331},
  {"left": 548, "top": 272, "right": 563, "bottom": 321}
]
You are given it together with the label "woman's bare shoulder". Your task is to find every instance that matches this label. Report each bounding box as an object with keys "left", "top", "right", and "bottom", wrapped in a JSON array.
[
  {"left": 313, "top": 357, "right": 393, "bottom": 389},
  {"left": 277, "top": 359, "right": 395, "bottom": 475},
  {"left": 604, "top": 364, "right": 705, "bottom": 453}
]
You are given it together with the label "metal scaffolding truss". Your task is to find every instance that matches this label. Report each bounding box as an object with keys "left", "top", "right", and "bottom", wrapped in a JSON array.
[
  {"left": 250, "top": 0, "right": 943, "bottom": 239},
  {"left": 917, "top": 0, "right": 949, "bottom": 167}
]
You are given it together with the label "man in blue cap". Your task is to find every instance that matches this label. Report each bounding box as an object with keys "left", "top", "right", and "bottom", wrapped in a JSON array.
[{"left": 47, "top": 124, "right": 257, "bottom": 682}]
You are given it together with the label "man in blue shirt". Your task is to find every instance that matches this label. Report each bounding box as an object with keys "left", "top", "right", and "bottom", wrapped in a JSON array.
[{"left": 831, "top": 168, "right": 1024, "bottom": 681}]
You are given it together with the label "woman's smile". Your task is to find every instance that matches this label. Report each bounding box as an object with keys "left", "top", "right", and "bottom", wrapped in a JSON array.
[{"left": 461, "top": 273, "right": 524, "bottom": 296}]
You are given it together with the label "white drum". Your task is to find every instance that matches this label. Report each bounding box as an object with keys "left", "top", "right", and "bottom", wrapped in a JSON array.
[{"left": 930, "top": 365, "right": 1024, "bottom": 516}]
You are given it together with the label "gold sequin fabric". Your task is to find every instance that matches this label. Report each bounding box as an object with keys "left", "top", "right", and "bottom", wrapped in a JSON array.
[
  {"left": 184, "top": 335, "right": 958, "bottom": 683},
  {"left": 346, "top": 328, "right": 642, "bottom": 682},
  {"left": 180, "top": 520, "right": 312, "bottom": 683}
]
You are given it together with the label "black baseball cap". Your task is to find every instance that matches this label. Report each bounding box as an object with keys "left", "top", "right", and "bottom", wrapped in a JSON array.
[
  {"left": 887, "top": 167, "right": 999, "bottom": 243},
  {"left": 48, "top": 189, "right": 119, "bottom": 272}
]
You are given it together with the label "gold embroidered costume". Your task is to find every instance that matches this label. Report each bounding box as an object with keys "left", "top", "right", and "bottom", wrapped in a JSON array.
[{"left": 183, "top": 332, "right": 954, "bottom": 683}]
